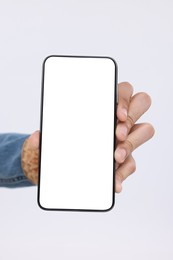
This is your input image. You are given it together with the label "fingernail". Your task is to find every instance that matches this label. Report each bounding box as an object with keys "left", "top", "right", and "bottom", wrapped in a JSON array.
[
  {"left": 122, "top": 108, "right": 127, "bottom": 118},
  {"left": 115, "top": 148, "right": 126, "bottom": 162},
  {"left": 120, "top": 125, "right": 127, "bottom": 138}
]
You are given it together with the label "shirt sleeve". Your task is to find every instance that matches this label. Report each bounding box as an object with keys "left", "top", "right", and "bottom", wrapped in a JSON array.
[{"left": 0, "top": 133, "right": 36, "bottom": 188}]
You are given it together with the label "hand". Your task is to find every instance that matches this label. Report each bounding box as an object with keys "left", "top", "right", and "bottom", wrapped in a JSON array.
[
  {"left": 115, "top": 82, "right": 155, "bottom": 193},
  {"left": 21, "top": 82, "right": 155, "bottom": 192}
]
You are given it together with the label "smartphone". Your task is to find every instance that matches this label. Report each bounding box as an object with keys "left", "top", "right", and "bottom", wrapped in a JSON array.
[{"left": 38, "top": 55, "right": 117, "bottom": 212}]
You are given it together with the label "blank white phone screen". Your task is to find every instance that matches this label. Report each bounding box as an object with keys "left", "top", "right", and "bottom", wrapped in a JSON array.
[{"left": 38, "top": 56, "right": 116, "bottom": 211}]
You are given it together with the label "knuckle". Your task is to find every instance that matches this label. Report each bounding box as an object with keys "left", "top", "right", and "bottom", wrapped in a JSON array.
[
  {"left": 126, "top": 114, "right": 135, "bottom": 129},
  {"left": 125, "top": 139, "right": 134, "bottom": 153},
  {"left": 116, "top": 171, "right": 124, "bottom": 182},
  {"left": 119, "top": 96, "right": 129, "bottom": 108}
]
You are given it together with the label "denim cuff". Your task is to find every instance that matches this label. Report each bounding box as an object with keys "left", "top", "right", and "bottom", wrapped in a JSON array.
[{"left": 0, "top": 133, "right": 36, "bottom": 188}]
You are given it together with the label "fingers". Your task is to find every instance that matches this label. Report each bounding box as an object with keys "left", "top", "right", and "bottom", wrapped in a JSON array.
[
  {"left": 115, "top": 123, "right": 155, "bottom": 164},
  {"left": 116, "top": 92, "right": 152, "bottom": 141},
  {"left": 115, "top": 155, "right": 136, "bottom": 193},
  {"left": 117, "top": 82, "right": 133, "bottom": 121}
]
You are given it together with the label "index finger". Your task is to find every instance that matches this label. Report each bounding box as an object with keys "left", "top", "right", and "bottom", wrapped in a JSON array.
[{"left": 117, "top": 82, "right": 133, "bottom": 121}]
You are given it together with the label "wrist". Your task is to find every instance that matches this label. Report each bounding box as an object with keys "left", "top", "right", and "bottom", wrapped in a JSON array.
[{"left": 21, "top": 132, "right": 39, "bottom": 185}]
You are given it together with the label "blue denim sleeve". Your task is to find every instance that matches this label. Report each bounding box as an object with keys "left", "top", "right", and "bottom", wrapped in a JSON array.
[{"left": 0, "top": 133, "right": 36, "bottom": 188}]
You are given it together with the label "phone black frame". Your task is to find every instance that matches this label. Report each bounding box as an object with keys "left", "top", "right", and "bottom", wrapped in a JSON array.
[{"left": 37, "top": 55, "right": 118, "bottom": 212}]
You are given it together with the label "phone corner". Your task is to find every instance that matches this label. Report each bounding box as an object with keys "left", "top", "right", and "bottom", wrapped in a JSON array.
[
  {"left": 37, "top": 191, "right": 48, "bottom": 211},
  {"left": 105, "top": 56, "right": 118, "bottom": 70},
  {"left": 42, "top": 55, "right": 55, "bottom": 67},
  {"left": 102, "top": 197, "right": 115, "bottom": 213}
]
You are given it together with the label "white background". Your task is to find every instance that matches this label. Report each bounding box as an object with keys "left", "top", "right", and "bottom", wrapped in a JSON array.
[{"left": 0, "top": 0, "right": 172, "bottom": 259}]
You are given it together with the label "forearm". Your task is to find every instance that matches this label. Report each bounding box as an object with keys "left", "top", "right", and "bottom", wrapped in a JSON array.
[{"left": 0, "top": 133, "right": 35, "bottom": 188}]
